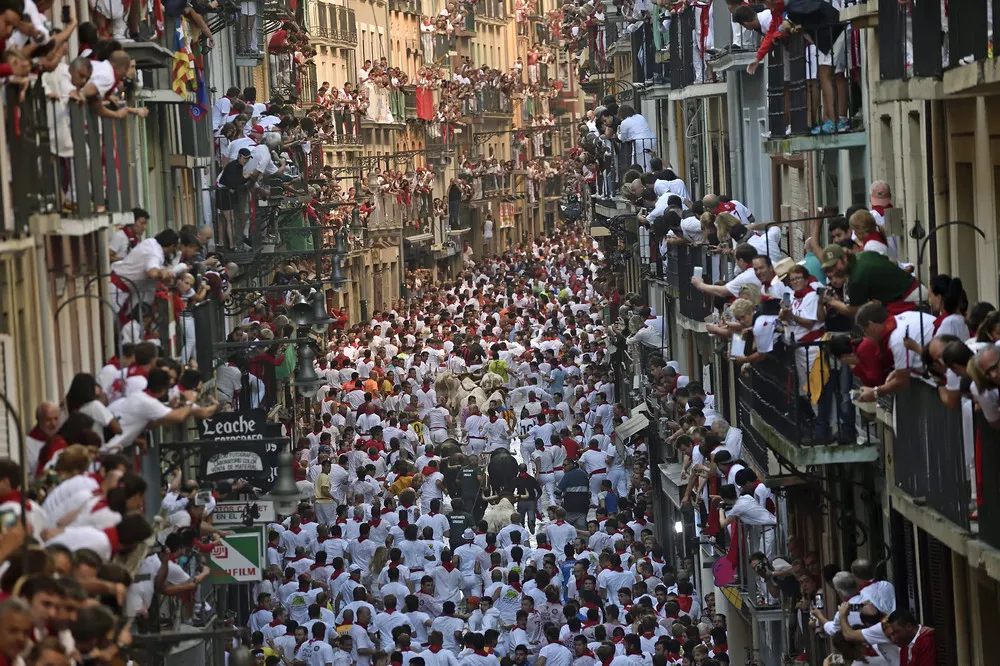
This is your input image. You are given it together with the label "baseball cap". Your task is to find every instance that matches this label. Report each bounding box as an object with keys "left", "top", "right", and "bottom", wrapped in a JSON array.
[
  {"left": 820, "top": 244, "right": 845, "bottom": 270},
  {"left": 349, "top": 564, "right": 363, "bottom": 574},
  {"left": 870, "top": 181, "right": 891, "bottom": 207}
]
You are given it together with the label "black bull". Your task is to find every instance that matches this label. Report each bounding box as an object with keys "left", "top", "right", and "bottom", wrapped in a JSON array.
[{"left": 439, "top": 441, "right": 518, "bottom": 522}]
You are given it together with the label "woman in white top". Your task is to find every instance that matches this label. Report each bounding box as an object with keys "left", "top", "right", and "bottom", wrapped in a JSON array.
[
  {"left": 781, "top": 265, "right": 825, "bottom": 405},
  {"left": 616, "top": 105, "right": 656, "bottom": 173},
  {"left": 928, "top": 274, "right": 969, "bottom": 340}
]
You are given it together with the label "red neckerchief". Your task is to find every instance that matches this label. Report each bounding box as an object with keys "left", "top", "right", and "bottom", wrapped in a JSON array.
[
  {"left": 554, "top": 520, "right": 565, "bottom": 526},
  {"left": 91, "top": 497, "right": 110, "bottom": 513},
  {"left": 518, "top": 472, "right": 528, "bottom": 479},
  {"left": 309, "top": 563, "right": 326, "bottom": 571},
  {"left": 0, "top": 490, "right": 25, "bottom": 508},
  {"left": 932, "top": 312, "right": 951, "bottom": 334},
  {"left": 871, "top": 203, "right": 892, "bottom": 216},
  {"left": 441, "top": 561, "right": 456, "bottom": 572},
  {"left": 104, "top": 527, "right": 121, "bottom": 553},
  {"left": 383, "top": 607, "right": 396, "bottom": 615},
  {"left": 106, "top": 356, "right": 121, "bottom": 369},
  {"left": 289, "top": 526, "right": 302, "bottom": 534},
  {"left": 397, "top": 520, "right": 409, "bottom": 529},
  {"left": 268, "top": 618, "right": 283, "bottom": 627},
  {"left": 793, "top": 285, "right": 815, "bottom": 299},
  {"left": 128, "top": 364, "right": 149, "bottom": 378},
  {"left": 474, "top": 650, "right": 490, "bottom": 656},
  {"left": 713, "top": 645, "right": 728, "bottom": 654},
  {"left": 370, "top": 518, "right": 382, "bottom": 528},
  {"left": 331, "top": 569, "right": 344, "bottom": 579},
  {"left": 857, "top": 579, "right": 875, "bottom": 592},
  {"left": 428, "top": 646, "right": 443, "bottom": 653},
  {"left": 536, "top": 544, "right": 551, "bottom": 550},
  {"left": 508, "top": 581, "right": 522, "bottom": 592},
  {"left": 485, "top": 545, "right": 496, "bottom": 553},
  {"left": 601, "top": 658, "right": 614, "bottom": 666},
  {"left": 489, "top": 415, "right": 499, "bottom": 423},
  {"left": 676, "top": 595, "right": 693, "bottom": 613},
  {"left": 641, "top": 631, "right": 655, "bottom": 639},
  {"left": 579, "top": 649, "right": 595, "bottom": 658},
  {"left": 26, "top": 427, "right": 48, "bottom": 442},
  {"left": 357, "top": 535, "right": 367, "bottom": 543},
  {"left": 122, "top": 225, "right": 140, "bottom": 248}
]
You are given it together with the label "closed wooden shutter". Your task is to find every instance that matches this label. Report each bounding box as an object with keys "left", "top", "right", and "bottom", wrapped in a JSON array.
[{"left": 921, "top": 533, "right": 958, "bottom": 666}]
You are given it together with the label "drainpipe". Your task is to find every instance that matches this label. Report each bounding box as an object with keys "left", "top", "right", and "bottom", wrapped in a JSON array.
[{"left": 34, "top": 237, "right": 59, "bottom": 401}]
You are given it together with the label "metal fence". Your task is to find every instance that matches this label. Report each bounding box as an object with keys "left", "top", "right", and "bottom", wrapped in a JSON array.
[
  {"left": 977, "top": 412, "right": 1000, "bottom": 551},
  {"left": 668, "top": 9, "right": 696, "bottom": 88},
  {"left": 765, "top": 25, "right": 862, "bottom": 137},
  {"left": 894, "top": 379, "right": 971, "bottom": 530},
  {"left": 6, "top": 82, "right": 135, "bottom": 224},
  {"left": 234, "top": 0, "right": 264, "bottom": 57},
  {"left": 737, "top": 340, "right": 872, "bottom": 447}
]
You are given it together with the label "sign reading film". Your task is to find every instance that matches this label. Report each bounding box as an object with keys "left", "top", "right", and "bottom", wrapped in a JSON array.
[{"left": 198, "top": 409, "right": 284, "bottom": 492}]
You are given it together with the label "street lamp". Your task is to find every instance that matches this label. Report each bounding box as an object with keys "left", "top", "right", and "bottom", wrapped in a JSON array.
[{"left": 262, "top": 452, "right": 301, "bottom": 515}]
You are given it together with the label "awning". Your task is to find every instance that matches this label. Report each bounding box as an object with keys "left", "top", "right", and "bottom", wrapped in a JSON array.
[
  {"left": 404, "top": 233, "right": 434, "bottom": 244},
  {"left": 615, "top": 413, "right": 650, "bottom": 439}
]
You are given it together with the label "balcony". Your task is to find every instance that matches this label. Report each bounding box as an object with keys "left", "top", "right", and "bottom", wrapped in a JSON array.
[
  {"left": 6, "top": 82, "right": 136, "bottom": 234},
  {"left": 708, "top": 24, "right": 762, "bottom": 73},
  {"left": 433, "top": 33, "right": 455, "bottom": 61},
  {"left": 735, "top": 343, "right": 880, "bottom": 467},
  {"left": 890, "top": 382, "right": 1000, "bottom": 569},
  {"left": 597, "top": 137, "right": 657, "bottom": 198},
  {"left": 329, "top": 6, "right": 358, "bottom": 47},
  {"left": 761, "top": 27, "right": 868, "bottom": 153},
  {"left": 667, "top": 10, "right": 727, "bottom": 98},
  {"left": 542, "top": 175, "right": 563, "bottom": 198},
  {"left": 388, "top": 0, "right": 420, "bottom": 14},
  {"left": 582, "top": 24, "right": 615, "bottom": 90},
  {"left": 268, "top": 52, "right": 301, "bottom": 103},
  {"left": 474, "top": 0, "right": 507, "bottom": 23},
  {"left": 661, "top": 245, "right": 719, "bottom": 325},
  {"left": 471, "top": 173, "right": 513, "bottom": 200},
  {"left": 403, "top": 87, "right": 418, "bottom": 121},
  {"left": 234, "top": 0, "right": 265, "bottom": 66},
  {"left": 875, "top": 0, "right": 1000, "bottom": 98}
]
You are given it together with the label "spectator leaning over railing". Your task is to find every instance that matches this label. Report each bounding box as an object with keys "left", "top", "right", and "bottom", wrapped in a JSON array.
[
  {"left": 68, "top": 51, "right": 148, "bottom": 120},
  {"left": 846, "top": 302, "right": 936, "bottom": 403},
  {"left": 820, "top": 244, "right": 925, "bottom": 317},
  {"left": 692, "top": 243, "right": 761, "bottom": 300},
  {"left": 967, "top": 346, "right": 1000, "bottom": 429}
]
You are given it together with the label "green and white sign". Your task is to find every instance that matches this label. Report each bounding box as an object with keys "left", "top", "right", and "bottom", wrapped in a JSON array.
[{"left": 208, "top": 527, "right": 265, "bottom": 583}]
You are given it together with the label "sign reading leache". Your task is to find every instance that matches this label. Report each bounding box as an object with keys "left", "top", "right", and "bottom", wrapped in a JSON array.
[{"left": 197, "top": 409, "right": 284, "bottom": 492}]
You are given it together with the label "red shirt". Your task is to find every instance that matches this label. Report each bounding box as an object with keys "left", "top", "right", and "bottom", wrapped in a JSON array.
[
  {"left": 562, "top": 436, "right": 580, "bottom": 460},
  {"left": 900, "top": 627, "right": 936, "bottom": 666},
  {"left": 851, "top": 337, "right": 889, "bottom": 387}
]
